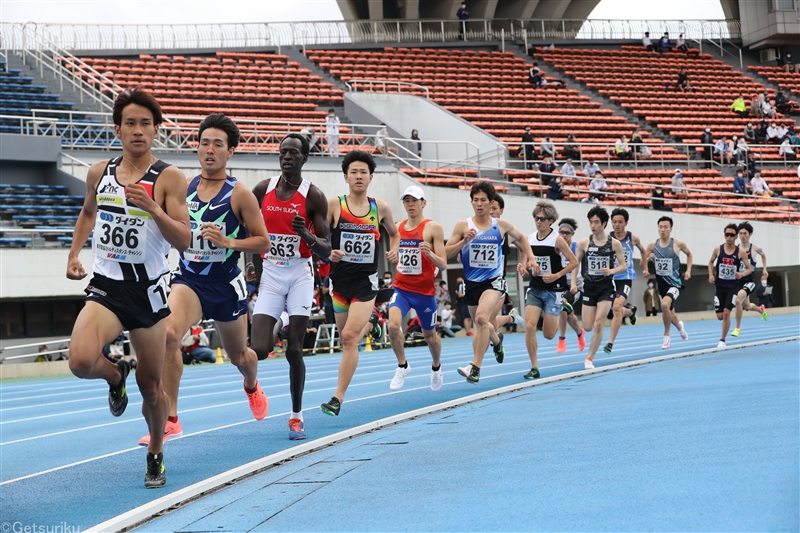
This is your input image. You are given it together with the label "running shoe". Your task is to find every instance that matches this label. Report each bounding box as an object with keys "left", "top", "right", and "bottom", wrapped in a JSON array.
[
  {"left": 717, "top": 340, "right": 727, "bottom": 348},
  {"left": 321, "top": 396, "right": 341, "bottom": 416},
  {"left": 145, "top": 452, "right": 166, "bottom": 489},
  {"left": 556, "top": 337, "right": 567, "bottom": 354},
  {"left": 509, "top": 308, "right": 525, "bottom": 329},
  {"left": 577, "top": 329, "right": 587, "bottom": 351},
  {"left": 288, "top": 418, "right": 307, "bottom": 440},
  {"left": 759, "top": 305, "right": 768, "bottom": 321},
  {"left": 389, "top": 364, "right": 411, "bottom": 390},
  {"left": 523, "top": 367, "right": 540, "bottom": 380},
  {"left": 629, "top": 306, "right": 638, "bottom": 326},
  {"left": 562, "top": 301, "right": 574, "bottom": 314},
  {"left": 108, "top": 359, "right": 131, "bottom": 417},
  {"left": 244, "top": 380, "right": 269, "bottom": 420},
  {"left": 430, "top": 368, "right": 444, "bottom": 391},
  {"left": 662, "top": 336, "right": 671, "bottom": 350},
  {"left": 731, "top": 327, "right": 740, "bottom": 337},
  {"left": 493, "top": 332, "right": 505, "bottom": 363},
  {"left": 678, "top": 322, "right": 689, "bottom": 341},
  {"left": 457, "top": 364, "right": 480, "bottom": 384},
  {"left": 137, "top": 417, "right": 183, "bottom": 447},
  {"left": 466, "top": 332, "right": 474, "bottom": 337},
  {"left": 603, "top": 342, "right": 613, "bottom": 355},
  {"left": 584, "top": 358, "right": 595, "bottom": 370}
]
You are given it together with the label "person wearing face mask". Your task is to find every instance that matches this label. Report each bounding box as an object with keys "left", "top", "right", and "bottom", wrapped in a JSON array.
[
  {"left": 755, "top": 279, "right": 773, "bottom": 309},
  {"left": 325, "top": 108, "right": 340, "bottom": 157},
  {"left": 439, "top": 301, "right": 461, "bottom": 337},
  {"left": 642, "top": 279, "right": 660, "bottom": 316}
]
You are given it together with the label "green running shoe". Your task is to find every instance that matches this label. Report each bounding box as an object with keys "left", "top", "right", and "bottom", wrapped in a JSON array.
[
  {"left": 321, "top": 396, "right": 341, "bottom": 416},
  {"left": 145, "top": 452, "right": 166, "bottom": 489},
  {"left": 523, "top": 367, "right": 540, "bottom": 380},
  {"left": 108, "top": 359, "right": 131, "bottom": 417}
]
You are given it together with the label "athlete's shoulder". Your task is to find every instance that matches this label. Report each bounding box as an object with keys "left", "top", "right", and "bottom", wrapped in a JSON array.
[
  {"left": 158, "top": 165, "right": 187, "bottom": 183},
  {"left": 87, "top": 159, "right": 112, "bottom": 183}
]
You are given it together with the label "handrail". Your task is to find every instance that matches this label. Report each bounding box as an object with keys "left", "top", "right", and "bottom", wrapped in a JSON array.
[
  {"left": 0, "top": 20, "right": 741, "bottom": 50},
  {"left": 346, "top": 79, "right": 430, "bottom": 99}
]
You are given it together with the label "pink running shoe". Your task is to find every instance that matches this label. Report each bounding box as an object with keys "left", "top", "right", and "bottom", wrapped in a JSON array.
[
  {"left": 245, "top": 380, "right": 269, "bottom": 420},
  {"left": 138, "top": 417, "right": 183, "bottom": 447}
]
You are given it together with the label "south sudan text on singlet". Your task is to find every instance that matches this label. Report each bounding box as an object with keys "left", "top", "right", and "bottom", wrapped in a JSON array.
[{"left": 260, "top": 175, "right": 316, "bottom": 268}]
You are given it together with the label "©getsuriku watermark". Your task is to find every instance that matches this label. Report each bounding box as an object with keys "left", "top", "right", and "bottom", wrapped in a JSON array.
[{"left": 1, "top": 523, "right": 81, "bottom": 533}]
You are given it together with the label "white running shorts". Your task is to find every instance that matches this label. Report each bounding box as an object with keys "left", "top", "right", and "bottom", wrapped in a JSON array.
[{"left": 253, "top": 258, "right": 315, "bottom": 319}]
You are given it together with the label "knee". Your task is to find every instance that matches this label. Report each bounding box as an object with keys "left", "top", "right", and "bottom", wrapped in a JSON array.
[
  {"left": 68, "top": 354, "right": 93, "bottom": 379},
  {"left": 165, "top": 326, "right": 183, "bottom": 353},
  {"left": 594, "top": 317, "right": 605, "bottom": 331},
  {"left": 723, "top": 309, "right": 731, "bottom": 319},
  {"left": 716, "top": 312, "right": 724, "bottom": 321},
  {"left": 542, "top": 329, "right": 556, "bottom": 340},
  {"left": 387, "top": 321, "right": 403, "bottom": 337},
  {"left": 612, "top": 301, "right": 624, "bottom": 314},
  {"left": 136, "top": 376, "right": 159, "bottom": 405},
  {"left": 340, "top": 329, "right": 361, "bottom": 347},
  {"left": 525, "top": 319, "right": 538, "bottom": 335},
  {"left": 422, "top": 329, "right": 439, "bottom": 342},
  {"left": 474, "top": 312, "right": 489, "bottom": 327}
]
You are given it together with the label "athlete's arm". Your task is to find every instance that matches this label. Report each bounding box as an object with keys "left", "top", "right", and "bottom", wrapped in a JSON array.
[
  {"left": 445, "top": 220, "right": 472, "bottom": 259},
  {"left": 642, "top": 241, "right": 654, "bottom": 278},
  {"left": 203, "top": 181, "right": 270, "bottom": 253},
  {"left": 632, "top": 233, "right": 647, "bottom": 268},
  {"left": 66, "top": 160, "right": 106, "bottom": 280},
  {"left": 499, "top": 220, "right": 538, "bottom": 276},
  {"left": 549, "top": 235, "right": 578, "bottom": 283},
  {"left": 377, "top": 200, "right": 400, "bottom": 263},
  {"left": 606, "top": 239, "right": 628, "bottom": 277},
  {"left": 300, "top": 185, "right": 332, "bottom": 259},
  {"left": 736, "top": 248, "right": 752, "bottom": 279},
  {"left": 327, "top": 196, "right": 345, "bottom": 262},
  {"left": 571, "top": 239, "right": 588, "bottom": 291},
  {"left": 707, "top": 247, "right": 719, "bottom": 284},
  {"left": 754, "top": 244, "right": 768, "bottom": 279},
  {"left": 128, "top": 166, "right": 190, "bottom": 251},
  {"left": 244, "top": 179, "right": 271, "bottom": 279},
  {"left": 678, "top": 240, "right": 693, "bottom": 280},
  {"left": 421, "top": 221, "right": 448, "bottom": 271}
]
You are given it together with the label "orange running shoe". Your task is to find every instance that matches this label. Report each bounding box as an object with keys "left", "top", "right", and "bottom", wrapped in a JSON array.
[
  {"left": 137, "top": 417, "right": 183, "bottom": 447},
  {"left": 556, "top": 337, "right": 567, "bottom": 353},
  {"left": 245, "top": 380, "right": 269, "bottom": 420},
  {"left": 577, "top": 329, "right": 587, "bottom": 351}
]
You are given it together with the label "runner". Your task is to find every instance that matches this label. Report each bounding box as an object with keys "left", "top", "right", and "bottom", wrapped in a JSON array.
[
  {"left": 137, "top": 114, "right": 271, "bottom": 448},
  {"left": 707, "top": 224, "right": 751, "bottom": 348},
  {"left": 603, "top": 208, "right": 647, "bottom": 355},
  {"left": 732, "top": 221, "right": 768, "bottom": 336},
  {"left": 522, "top": 202, "right": 578, "bottom": 379},
  {"left": 250, "top": 133, "right": 332, "bottom": 438},
  {"left": 488, "top": 194, "right": 525, "bottom": 337},
  {"left": 320, "top": 150, "right": 399, "bottom": 416},
  {"left": 386, "top": 185, "right": 448, "bottom": 391},
  {"left": 643, "top": 216, "right": 692, "bottom": 350},
  {"left": 446, "top": 181, "right": 537, "bottom": 384},
  {"left": 555, "top": 218, "right": 587, "bottom": 353},
  {"left": 65, "top": 88, "right": 191, "bottom": 488},
  {"left": 572, "top": 206, "right": 628, "bottom": 370}
]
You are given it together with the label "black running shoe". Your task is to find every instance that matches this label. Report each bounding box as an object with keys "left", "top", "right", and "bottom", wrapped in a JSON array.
[
  {"left": 145, "top": 451, "right": 166, "bottom": 489},
  {"left": 603, "top": 342, "right": 613, "bottom": 355},
  {"left": 523, "top": 367, "right": 540, "bottom": 380},
  {"left": 630, "top": 306, "right": 638, "bottom": 326},
  {"left": 321, "top": 396, "right": 341, "bottom": 416},
  {"left": 108, "top": 359, "right": 131, "bottom": 417},
  {"left": 493, "top": 331, "right": 505, "bottom": 364},
  {"left": 562, "top": 301, "right": 574, "bottom": 314}
]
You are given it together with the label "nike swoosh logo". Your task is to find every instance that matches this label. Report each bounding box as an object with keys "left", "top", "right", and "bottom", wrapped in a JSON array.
[
  {"left": 302, "top": 306, "right": 310, "bottom": 310},
  {"left": 208, "top": 203, "right": 225, "bottom": 210},
  {"left": 164, "top": 427, "right": 176, "bottom": 436},
  {"left": 232, "top": 309, "right": 245, "bottom": 316}
]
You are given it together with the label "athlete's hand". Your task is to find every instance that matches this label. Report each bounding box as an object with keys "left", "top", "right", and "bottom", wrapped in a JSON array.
[
  {"left": 643, "top": 268, "right": 649, "bottom": 278},
  {"left": 647, "top": 253, "right": 655, "bottom": 262},
  {"left": 330, "top": 249, "right": 345, "bottom": 262},
  {"left": 385, "top": 249, "right": 398, "bottom": 263},
  {"left": 600, "top": 267, "right": 612, "bottom": 276},
  {"left": 463, "top": 229, "right": 477, "bottom": 244},
  {"left": 291, "top": 213, "right": 309, "bottom": 238},
  {"left": 570, "top": 284, "right": 578, "bottom": 294},
  {"left": 735, "top": 272, "right": 743, "bottom": 280},
  {"left": 708, "top": 275, "right": 715, "bottom": 284},
  {"left": 200, "top": 223, "right": 229, "bottom": 249},
  {"left": 124, "top": 183, "right": 159, "bottom": 214},
  {"left": 528, "top": 257, "right": 541, "bottom": 277},
  {"left": 245, "top": 262, "right": 256, "bottom": 283},
  {"left": 419, "top": 241, "right": 432, "bottom": 256},
  {"left": 762, "top": 270, "right": 768, "bottom": 280},
  {"left": 66, "top": 256, "right": 87, "bottom": 280},
  {"left": 518, "top": 262, "right": 529, "bottom": 278},
  {"left": 684, "top": 271, "right": 691, "bottom": 281},
  {"left": 542, "top": 273, "right": 559, "bottom": 283}
]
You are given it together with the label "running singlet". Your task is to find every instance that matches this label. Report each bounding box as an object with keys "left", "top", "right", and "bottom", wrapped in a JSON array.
[
  {"left": 260, "top": 176, "right": 315, "bottom": 268},
  {"left": 612, "top": 231, "right": 636, "bottom": 281},
  {"left": 583, "top": 234, "right": 614, "bottom": 285},
  {"left": 528, "top": 229, "right": 567, "bottom": 291},
  {"left": 715, "top": 245, "right": 741, "bottom": 289},
  {"left": 330, "top": 195, "right": 381, "bottom": 279},
  {"left": 180, "top": 175, "right": 245, "bottom": 280},
  {"left": 653, "top": 239, "right": 682, "bottom": 287},
  {"left": 460, "top": 217, "right": 504, "bottom": 282},
  {"left": 738, "top": 244, "right": 757, "bottom": 283},
  {"left": 562, "top": 241, "right": 583, "bottom": 290},
  {"left": 92, "top": 156, "right": 170, "bottom": 282},
  {"left": 393, "top": 218, "right": 436, "bottom": 296}
]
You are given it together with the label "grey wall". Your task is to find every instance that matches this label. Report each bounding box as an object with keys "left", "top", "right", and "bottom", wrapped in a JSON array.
[
  {"left": 738, "top": 0, "right": 800, "bottom": 48},
  {"left": 0, "top": 134, "right": 62, "bottom": 163}
]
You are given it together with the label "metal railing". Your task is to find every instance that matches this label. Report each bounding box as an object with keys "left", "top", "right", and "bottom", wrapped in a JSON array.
[
  {"left": 346, "top": 79, "right": 430, "bottom": 98},
  {"left": 0, "top": 20, "right": 741, "bottom": 51}
]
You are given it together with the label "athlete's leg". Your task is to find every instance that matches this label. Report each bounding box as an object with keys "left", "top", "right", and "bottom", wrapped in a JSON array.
[
  {"left": 541, "top": 312, "right": 560, "bottom": 340},
  {"left": 422, "top": 327, "right": 442, "bottom": 368},
  {"left": 68, "top": 301, "right": 125, "bottom": 384},
  {"left": 470, "top": 290, "right": 503, "bottom": 369},
  {"left": 163, "top": 284, "right": 203, "bottom": 417},
  {"left": 284, "top": 315, "right": 309, "bottom": 413},
  {"left": 607, "top": 294, "right": 626, "bottom": 345},
  {"left": 525, "top": 305, "right": 543, "bottom": 368},
  {"left": 661, "top": 296, "right": 673, "bottom": 336},
  {"left": 720, "top": 308, "right": 732, "bottom": 340},
  {"left": 129, "top": 321, "right": 169, "bottom": 455},
  {"left": 334, "top": 298, "right": 376, "bottom": 402},
  {"left": 586, "top": 301, "right": 612, "bottom": 361},
  {"left": 216, "top": 315, "right": 259, "bottom": 390},
  {"left": 251, "top": 313, "right": 278, "bottom": 362},
  {"left": 387, "top": 305, "right": 407, "bottom": 366}
]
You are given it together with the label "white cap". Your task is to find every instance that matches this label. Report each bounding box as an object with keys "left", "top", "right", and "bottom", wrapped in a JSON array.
[
  {"left": 675, "top": 168, "right": 681, "bottom": 172},
  {"left": 402, "top": 185, "right": 425, "bottom": 200}
]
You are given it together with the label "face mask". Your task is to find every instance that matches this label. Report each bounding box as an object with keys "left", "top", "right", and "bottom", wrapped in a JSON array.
[
  {"left": 251, "top": 296, "right": 257, "bottom": 302},
  {"left": 384, "top": 277, "right": 392, "bottom": 284},
  {"left": 648, "top": 283, "right": 654, "bottom": 288},
  {"left": 445, "top": 305, "right": 451, "bottom": 310},
  {"left": 761, "top": 280, "right": 767, "bottom": 287}
]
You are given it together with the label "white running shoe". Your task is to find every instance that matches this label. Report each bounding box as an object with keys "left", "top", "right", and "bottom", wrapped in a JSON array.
[
  {"left": 389, "top": 364, "right": 411, "bottom": 390},
  {"left": 509, "top": 307, "right": 524, "bottom": 329},
  {"left": 717, "top": 340, "right": 727, "bottom": 348},
  {"left": 679, "top": 322, "right": 689, "bottom": 341},
  {"left": 430, "top": 368, "right": 444, "bottom": 391},
  {"left": 662, "top": 336, "right": 671, "bottom": 350},
  {"left": 584, "top": 358, "right": 595, "bottom": 369}
]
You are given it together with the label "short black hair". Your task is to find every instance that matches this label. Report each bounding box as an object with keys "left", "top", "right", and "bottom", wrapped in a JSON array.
[
  {"left": 610, "top": 207, "right": 629, "bottom": 222},
  {"left": 281, "top": 133, "right": 309, "bottom": 156},
  {"left": 493, "top": 193, "right": 505, "bottom": 210},
  {"left": 558, "top": 217, "right": 578, "bottom": 231},
  {"left": 657, "top": 216, "right": 673, "bottom": 227},
  {"left": 587, "top": 205, "right": 609, "bottom": 226},
  {"left": 112, "top": 86, "right": 162, "bottom": 126},
  {"left": 342, "top": 150, "right": 376, "bottom": 174},
  {"left": 198, "top": 113, "right": 240, "bottom": 148},
  {"left": 738, "top": 221, "right": 754, "bottom": 235},
  {"left": 725, "top": 223, "right": 740, "bottom": 234},
  {"left": 470, "top": 180, "right": 496, "bottom": 202}
]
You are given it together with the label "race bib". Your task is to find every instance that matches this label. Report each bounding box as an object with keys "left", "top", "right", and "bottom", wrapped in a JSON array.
[
  {"left": 718, "top": 263, "right": 736, "bottom": 280},
  {"left": 341, "top": 232, "right": 375, "bottom": 263},
  {"left": 230, "top": 271, "right": 247, "bottom": 301},
  {"left": 469, "top": 243, "right": 498, "bottom": 269},
  {"left": 397, "top": 247, "right": 422, "bottom": 275},
  {"left": 94, "top": 211, "right": 148, "bottom": 264},
  {"left": 587, "top": 256, "right": 609, "bottom": 276},
  {"left": 146, "top": 273, "right": 169, "bottom": 313},
  {"left": 613, "top": 251, "right": 631, "bottom": 268},
  {"left": 535, "top": 255, "right": 552, "bottom": 276},
  {"left": 265, "top": 233, "right": 301, "bottom": 267},
  {"left": 655, "top": 258, "right": 673, "bottom": 276},
  {"left": 185, "top": 221, "right": 227, "bottom": 263}
]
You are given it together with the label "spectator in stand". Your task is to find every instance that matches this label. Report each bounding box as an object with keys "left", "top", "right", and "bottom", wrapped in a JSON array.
[
  {"left": 782, "top": 51, "right": 795, "bottom": 73},
  {"left": 756, "top": 279, "right": 774, "bottom": 309},
  {"left": 562, "top": 132, "right": 580, "bottom": 160},
  {"left": 300, "top": 126, "right": 322, "bottom": 153},
  {"left": 630, "top": 129, "right": 652, "bottom": 160},
  {"left": 181, "top": 322, "right": 215, "bottom": 364},
  {"left": 676, "top": 34, "right": 688, "bottom": 53},
  {"left": 439, "top": 302, "right": 462, "bottom": 338},
  {"left": 761, "top": 99, "right": 777, "bottom": 118},
  {"left": 750, "top": 172, "right": 771, "bottom": 196},
  {"left": 780, "top": 138, "right": 797, "bottom": 160},
  {"left": 457, "top": 2, "right": 468, "bottom": 40},
  {"left": 560, "top": 158, "right": 577, "bottom": 184},
  {"left": 775, "top": 91, "right": 793, "bottom": 115},
  {"left": 767, "top": 122, "right": 785, "bottom": 144},
  {"left": 798, "top": 163, "right": 800, "bottom": 180},
  {"left": 650, "top": 185, "right": 670, "bottom": 211},
  {"left": 675, "top": 68, "right": 690, "bottom": 92},
  {"left": 643, "top": 279, "right": 660, "bottom": 316},
  {"left": 732, "top": 169, "right": 750, "bottom": 195},
  {"left": 375, "top": 123, "right": 396, "bottom": 157},
  {"left": 755, "top": 119, "right": 769, "bottom": 144},
  {"left": 714, "top": 136, "right": 733, "bottom": 166},
  {"left": 584, "top": 172, "right": 608, "bottom": 203},
  {"left": 734, "top": 135, "right": 748, "bottom": 167},
  {"left": 671, "top": 168, "right": 688, "bottom": 200},
  {"left": 521, "top": 126, "right": 536, "bottom": 168},
  {"left": 583, "top": 157, "right": 600, "bottom": 178},
  {"left": 731, "top": 95, "right": 748, "bottom": 117},
  {"left": 658, "top": 32, "right": 672, "bottom": 52},
  {"left": 325, "top": 108, "right": 340, "bottom": 156},
  {"left": 435, "top": 280, "right": 448, "bottom": 314},
  {"left": 743, "top": 122, "right": 756, "bottom": 144},
  {"left": 700, "top": 127, "right": 714, "bottom": 169},
  {"left": 540, "top": 136, "right": 556, "bottom": 159},
  {"left": 538, "top": 155, "right": 557, "bottom": 187},
  {"left": 529, "top": 63, "right": 544, "bottom": 87},
  {"left": 411, "top": 129, "right": 422, "bottom": 157},
  {"left": 546, "top": 174, "right": 565, "bottom": 200},
  {"left": 746, "top": 152, "right": 759, "bottom": 179},
  {"left": 642, "top": 32, "right": 655, "bottom": 52},
  {"left": 614, "top": 135, "right": 633, "bottom": 162},
  {"left": 750, "top": 94, "right": 764, "bottom": 119}
]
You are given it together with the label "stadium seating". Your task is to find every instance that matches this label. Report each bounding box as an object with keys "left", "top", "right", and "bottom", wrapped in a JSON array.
[
  {"left": 747, "top": 65, "right": 800, "bottom": 96},
  {"left": 0, "top": 184, "right": 79, "bottom": 230},
  {"left": 0, "top": 60, "right": 79, "bottom": 134}
]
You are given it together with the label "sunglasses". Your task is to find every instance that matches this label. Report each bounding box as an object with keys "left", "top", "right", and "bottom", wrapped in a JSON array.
[
  {"left": 725, "top": 233, "right": 737, "bottom": 237},
  {"left": 534, "top": 216, "right": 550, "bottom": 222},
  {"left": 559, "top": 230, "right": 574, "bottom": 235}
]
